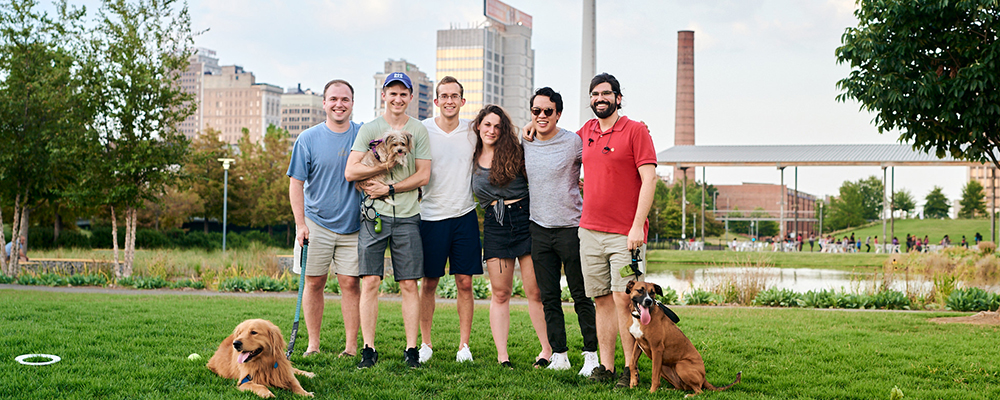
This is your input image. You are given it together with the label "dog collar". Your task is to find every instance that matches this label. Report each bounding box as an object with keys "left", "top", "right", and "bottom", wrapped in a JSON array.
[{"left": 238, "top": 362, "right": 278, "bottom": 385}]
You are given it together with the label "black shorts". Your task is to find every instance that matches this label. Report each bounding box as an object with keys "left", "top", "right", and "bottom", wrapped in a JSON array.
[
  {"left": 420, "top": 210, "right": 483, "bottom": 278},
  {"left": 482, "top": 198, "right": 531, "bottom": 260}
]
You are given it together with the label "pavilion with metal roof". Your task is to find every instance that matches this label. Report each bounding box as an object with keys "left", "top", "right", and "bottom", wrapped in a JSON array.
[{"left": 654, "top": 144, "right": 996, "bottom": 246}]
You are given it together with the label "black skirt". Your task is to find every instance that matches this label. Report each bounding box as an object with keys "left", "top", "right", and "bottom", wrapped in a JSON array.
[{"left": 482, "top": 198, "right": 531, "bottom": 260}]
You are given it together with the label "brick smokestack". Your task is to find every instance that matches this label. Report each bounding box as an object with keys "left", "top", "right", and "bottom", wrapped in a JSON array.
[{"left": 674, "top": 30, "right": 695, "bottom": 183}]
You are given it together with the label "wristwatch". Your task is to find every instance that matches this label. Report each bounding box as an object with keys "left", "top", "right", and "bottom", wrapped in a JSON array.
[{"left": 388, "top": 184, "right": 395, "bottom": 196}]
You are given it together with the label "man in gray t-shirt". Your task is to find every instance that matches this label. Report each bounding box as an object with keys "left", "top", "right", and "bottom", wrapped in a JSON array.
[{"left": 522, "top": 87, "right": 599, "bottom": 376}]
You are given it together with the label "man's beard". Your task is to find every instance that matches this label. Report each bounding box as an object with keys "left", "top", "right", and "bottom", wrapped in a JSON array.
[{"left": 590, "top": 100, "right": 618, "bottom": 119}]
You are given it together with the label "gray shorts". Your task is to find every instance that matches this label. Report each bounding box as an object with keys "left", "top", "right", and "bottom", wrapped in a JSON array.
[
  {"left": 579, "top": 228, "right": 646, "bottom": 297},
  {"left": 358, "top": 214, "right": 424, "bottom": 281}
]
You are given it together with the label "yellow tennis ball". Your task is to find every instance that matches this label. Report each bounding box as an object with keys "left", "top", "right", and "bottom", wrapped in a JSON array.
[{"left": 188, "top": 353, "right": 203, "bottom": 361}]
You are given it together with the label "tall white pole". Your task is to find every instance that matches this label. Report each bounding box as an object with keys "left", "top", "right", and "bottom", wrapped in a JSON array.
[{"left": 580, "top": 0, "right": 596, "bottom": 126}]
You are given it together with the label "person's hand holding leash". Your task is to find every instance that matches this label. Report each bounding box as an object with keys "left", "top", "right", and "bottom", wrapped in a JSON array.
[
  {"left": 296, "top": 224, "right": 310, "bottom": 247},
  {"left": 627, "top": 226, "right": 644, "bottom": 251}
]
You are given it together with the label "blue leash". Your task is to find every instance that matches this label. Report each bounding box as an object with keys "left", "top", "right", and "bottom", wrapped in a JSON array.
[{"left": 285, "top": 239, "right": 309, "bottom": 359}]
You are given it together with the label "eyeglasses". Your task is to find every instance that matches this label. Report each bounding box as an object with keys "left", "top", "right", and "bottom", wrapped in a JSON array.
[
  {"left": 438, "top": 94, "right": 461, "bottom": 101},
  {"left": 589, "top": 90, "right": 615, "bottom": 98},
  {"left": 530, "top": 107, "right": 555, "bottom": 117}
]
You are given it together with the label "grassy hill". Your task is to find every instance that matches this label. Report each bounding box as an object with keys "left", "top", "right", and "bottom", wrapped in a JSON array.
[{"left": 830, "top": 218, "right": 997, "bottom": 245}]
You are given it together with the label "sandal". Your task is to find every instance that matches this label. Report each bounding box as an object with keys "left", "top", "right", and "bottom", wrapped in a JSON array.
[
  {"left": 337, "top": 350, "right": 356, "bottom": 358},
  {"left": 500, "top": 360, "right": 514, "bottom": 370},
  {"left": 303, "top": 350, "right": 320, "bottom": 357},
  {"left": 533, "top": 358, "right": 549, "bottom": 368}
]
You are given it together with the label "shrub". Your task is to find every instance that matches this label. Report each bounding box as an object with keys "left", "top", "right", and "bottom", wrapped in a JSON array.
[
  {"left": 752, "top": 288, "right": 801, "bottom": 307},
  {"left": 17, "top": 273, "right": 67, "bottom": 286},
  {"left": 946, "top": 287, "right": 1000, "bottom": 311},
  {"left": 218, "top": 277, "right": 250, "bottom": 292},
  {"left": 561, "top": 285, "right": 572, "bottom": 302},
  {"left": 324, "top": 277, "right": 340, "bottom": 294},
  {"left": 246, "top": 276, "right": 286, "bottom": 292},
  {"left": 656, "top": 285, "right": 680, "bottom": 305},
  {"left": 837, "top": 292, "right": 874, "bottom": 309},
  {"left": 56, "top": 230, "right": 91, "bottom": 249},
  {"left": 135, "top": 229, "right": 172, "bottom": 249},
  {"left": 978, "top": 241, "right": 996, "bottom": 255},
  {"left": 170, "top": 279, "right": 205, "bottom": 290},
  {"left": 800, "top": 289, "right": 837, "bottom": 308},
  {"left": 512, "top": 277, "right": 524, "bottom": 297},
  {"left": 872, "top": 290, "right": 911, "bottom": 310},
  {"left": 224, "top": 232, "right": 250, "bottom": 250},
  {"left": 436, "top": 275, "right": 457, "bottom": 299},
  {"left": 380, "top": 278, "right": 400, "bottom": 294},
  {"left": 176, "top": 231, "right": 218, "bottom": 251},
  {"left": 27, "top": 227, "right": 56, "bottom": 250},
  {"left": 684, "top": 288, "right": 723, "bottom": 305},
  {"left": 89, "top": 227, "right": 125, "bottom": 249},
  {"left": 67, "top": 274, "right": 108, "bottom": 287},
  {"left": 472, "top": 276, "right": 491, "bottom": 299},
  {"left": 132, "top": 276, "right": 169, "bottom": 289},
  {"left": 0, "top": 274, "right": 13, "bottom": 284}
]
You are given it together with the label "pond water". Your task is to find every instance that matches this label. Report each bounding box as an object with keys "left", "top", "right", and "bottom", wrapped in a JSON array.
[{"left": 557, "top": 265, "right": 989, "bottom": 294}]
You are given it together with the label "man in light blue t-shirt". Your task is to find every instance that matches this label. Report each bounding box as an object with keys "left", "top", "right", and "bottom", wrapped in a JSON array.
[{"left": 287, "top": 79, "right": 364, "bottom": 358}]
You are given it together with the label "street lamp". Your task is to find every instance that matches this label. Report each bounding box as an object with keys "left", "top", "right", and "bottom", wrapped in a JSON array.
[
  {"left": 218, "top": 158, "right": 235, "bottom": 252},
  {"left": 819, "top": 202, "right": 824, "bottom": 238}
]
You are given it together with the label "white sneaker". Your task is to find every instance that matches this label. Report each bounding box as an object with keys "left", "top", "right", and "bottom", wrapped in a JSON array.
[
  {"left": 547, "top": 352, "right": 571, "bottom": 370},
  {"left": 418, "top": 343, "right": 433, "bottom": 363},
  {"left": 456, "top": 343, "right": 473, "bottom": 362},
  {"left": 578, "top": 351, "right": 600, "bottom": 376}
]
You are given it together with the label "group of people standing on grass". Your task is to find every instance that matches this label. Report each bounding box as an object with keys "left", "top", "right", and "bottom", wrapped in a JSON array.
[{"left": 286, "top": 71, "right": 656, "bottom": 387}]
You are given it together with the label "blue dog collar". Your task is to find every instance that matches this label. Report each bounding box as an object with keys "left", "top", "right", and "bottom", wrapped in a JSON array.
[{"left": 238, "top": 363, "right": 277, "bottom": 385}]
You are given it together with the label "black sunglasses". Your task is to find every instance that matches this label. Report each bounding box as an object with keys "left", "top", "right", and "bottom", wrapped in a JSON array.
[{"left": 530, "top": 107, "right": 555, "bottom": 117}]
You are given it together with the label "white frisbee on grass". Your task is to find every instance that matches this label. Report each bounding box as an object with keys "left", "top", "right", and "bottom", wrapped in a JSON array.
[{"left": 15, "top": 354, "right": 61, "bottom": 366}]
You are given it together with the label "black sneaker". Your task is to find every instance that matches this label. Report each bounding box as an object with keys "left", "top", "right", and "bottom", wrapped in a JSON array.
[
  {"left": 588, "top": 365, "right": 616, "bottom": 382},
  {"left": 357, "top": 345, "right": 378, "bottom": 369},
  {"left": 615, "top": 366, "right": 631, "bottom": 388},
  {"left": 404, "top": 347, "right": 421, "bottom": 368}
]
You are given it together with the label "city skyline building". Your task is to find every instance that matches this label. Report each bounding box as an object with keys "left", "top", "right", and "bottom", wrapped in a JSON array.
[
  {"left": 435, "top": 0, "right": 534, "bottom": 126},
  {"left": 373, "top": 59, "right": 433, "bottom": 120},
  {"left": 179, "top": 47, "right": 222, "bottom": 140},
  {"left": 202, "top": 65, "right": 283, "bottom": 144},
  {"left": 280, "top": 84, "right": 325, "bottom": 140}
]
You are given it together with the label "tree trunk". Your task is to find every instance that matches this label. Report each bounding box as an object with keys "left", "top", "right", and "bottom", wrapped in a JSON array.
[
  {"left": 124, "top": 207, "right": 137, "bottom": 277},
  {"left": 204, "top": 212, "right": 209, "bottom": 234},
  {"left": 112, "top": 205, "right": 120, "bottom": 278},
  {"left": 0, "top": 198, "right": 7, "bottom": 274},
  {"left": 54, "top": 208, "right": 62, "bottom": 244},
  {"left": 9, "top": 194, "right": 23, "bottom": 278}
]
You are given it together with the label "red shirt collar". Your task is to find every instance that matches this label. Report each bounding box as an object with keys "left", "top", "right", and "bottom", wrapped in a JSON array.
[{"left": 588, "top": 115, "right": 630, "bottom": 135}]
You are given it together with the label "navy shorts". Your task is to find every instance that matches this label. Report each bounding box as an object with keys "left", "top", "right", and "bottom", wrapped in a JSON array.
[
  {"left": 420, "top": 210, "right": 483, "bottom": 278},
  {"left": 482, "top": 198, "right": 531, "bottom": 260}
]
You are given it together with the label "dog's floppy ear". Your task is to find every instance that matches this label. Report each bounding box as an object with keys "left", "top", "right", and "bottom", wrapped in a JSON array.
[
  {"left": 266, "top": 321, "right": 286, "bottom": 359},
  {"left": 625, "top": 280, "right": 635, "bottom": 294},
  {"left": 403, "top": 131, "right": 413, "bottom": 151},
  {"left": 654, "top": 283, "right": 663, "bottom": 297}
]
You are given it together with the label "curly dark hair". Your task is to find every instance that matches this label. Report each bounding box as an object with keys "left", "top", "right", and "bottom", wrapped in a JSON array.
[{"left": 472, "top": 104, "right": 524, "bottom": 188}]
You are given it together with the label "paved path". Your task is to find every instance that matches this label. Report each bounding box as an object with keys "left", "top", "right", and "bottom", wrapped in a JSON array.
[{"left": 0, "top": 283, "right": 522, "bottom": 305}]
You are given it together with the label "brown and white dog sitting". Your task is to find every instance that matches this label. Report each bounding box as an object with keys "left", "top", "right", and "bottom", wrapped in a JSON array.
[
  {"left": 207, "top": 319, "right": 315, "bottom": 398},
  {"left": 625, "top": 281, "right": 741, "bottom": 396},
  {"left": 356, "top": 129, "right": 412, "bottom": 206}
]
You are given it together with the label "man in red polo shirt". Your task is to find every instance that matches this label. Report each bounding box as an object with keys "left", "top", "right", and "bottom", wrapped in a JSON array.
[{"left": 578, "top": 73, "right": 657, "bottom": 386}]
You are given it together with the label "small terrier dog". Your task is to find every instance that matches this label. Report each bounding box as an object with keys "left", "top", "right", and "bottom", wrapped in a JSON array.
[{"left": 356, "top": 129, "right": 412, "bottom": 205}]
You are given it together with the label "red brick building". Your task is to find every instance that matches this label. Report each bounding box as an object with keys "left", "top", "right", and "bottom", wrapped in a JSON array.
[{"left": 714, "top": 183, "right": 817, "bottom": 237}]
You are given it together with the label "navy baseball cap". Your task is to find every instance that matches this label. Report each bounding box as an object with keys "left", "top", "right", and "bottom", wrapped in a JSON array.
[{"left": 383, "top": 72, "right": 412, "bottom": 89}]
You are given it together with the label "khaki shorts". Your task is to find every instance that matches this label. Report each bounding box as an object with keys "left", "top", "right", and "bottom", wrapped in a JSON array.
[
  {"left": 578, "top": 228, "right": 646, "bottom": 297},
  {"left": 293, "top": 218, "right": 359, "bottom": 277}
]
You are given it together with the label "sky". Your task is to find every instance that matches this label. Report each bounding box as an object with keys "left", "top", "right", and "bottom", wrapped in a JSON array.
[{"left": 67, "top": 0, "right": 972, "bottom": 212}]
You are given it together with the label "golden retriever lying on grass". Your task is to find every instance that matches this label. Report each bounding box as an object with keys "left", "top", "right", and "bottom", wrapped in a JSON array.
[{"left": 207, "top": 319, "right": 315, "bottom": 398}]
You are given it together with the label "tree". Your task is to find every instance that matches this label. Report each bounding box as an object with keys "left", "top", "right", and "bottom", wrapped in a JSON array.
[
  {"left": 0, "top": 0, "right": 86, "bottom": 276},
  {"left": 892, "top": 189, "right": 916, "bottom": 219},
  {"left": 923, "top": 186, "right": 950, "bottom": 219},
  {"left": 183, "top": 127, "right": 229, "bottom": 233},
  {"left": 836, "top": 1, "right": 1000, "bottom": 169},
  {"left": 75, "top": 0, "right": 195, "bottom": 277},
  {"left": 230, "top": 125, "right": 293, "bottom": 238},
  {"left": 825, "top": 176, "right": 885, "bottom": 231},
  {"left": 958, "top": 180, "right": 987, "bottom": 218}
]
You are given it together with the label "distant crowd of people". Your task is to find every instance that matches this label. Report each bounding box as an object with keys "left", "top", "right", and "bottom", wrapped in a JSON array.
[{"left": 729, "top": 231, "right": 987, "bottom": 253}]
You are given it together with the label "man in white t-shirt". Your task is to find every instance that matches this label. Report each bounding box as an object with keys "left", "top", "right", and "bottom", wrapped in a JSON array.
[{"left": 416, "top": 76, "right": 482, "bottom": 363}]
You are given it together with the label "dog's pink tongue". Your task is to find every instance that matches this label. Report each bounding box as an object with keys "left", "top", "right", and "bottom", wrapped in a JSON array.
[
  {"left": 238, "top": 352, "right": 250, "bottom": 364},
  {"left": 639, "top": 305, "right": 651, "bottom": 325}
]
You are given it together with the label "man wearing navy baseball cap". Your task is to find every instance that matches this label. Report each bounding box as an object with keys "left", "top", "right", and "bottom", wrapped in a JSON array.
[{"left": 346, "top": 71, "right": 432, "bottom": 369}]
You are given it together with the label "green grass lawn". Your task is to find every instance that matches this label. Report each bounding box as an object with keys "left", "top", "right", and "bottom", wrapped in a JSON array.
[
  {"left": 831, "top": 218, "right": 997, "bottom": 245},
  {"left": 2, "top": 289, "right": 997, "bottom": 399}
]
